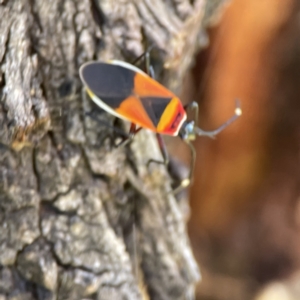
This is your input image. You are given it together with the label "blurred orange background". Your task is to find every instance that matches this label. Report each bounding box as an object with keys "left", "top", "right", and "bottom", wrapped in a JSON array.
[{"left": 178, "top": 0, "right": 300, "bottom": 299}]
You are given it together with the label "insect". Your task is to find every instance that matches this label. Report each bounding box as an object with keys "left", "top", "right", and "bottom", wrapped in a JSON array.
[{"left": 79, "top": 53, "right": 242, "bottom": 193}]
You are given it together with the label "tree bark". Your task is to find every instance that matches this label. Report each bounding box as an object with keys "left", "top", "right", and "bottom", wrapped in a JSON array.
[{"left": 0, "top": 0, "right": 227, "bottom": 299}]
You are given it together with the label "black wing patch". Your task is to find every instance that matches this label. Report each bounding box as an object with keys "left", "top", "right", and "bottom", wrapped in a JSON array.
[
  {"left": 140, "top": 96, "right": 172, "bottom": 126},
  {"left": 81, "top": 62, "right": 135, "bottom": 108}
]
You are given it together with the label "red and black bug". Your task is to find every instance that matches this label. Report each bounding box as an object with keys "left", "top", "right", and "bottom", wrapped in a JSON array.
[{"left": 79, "top": 54, "right": 241, "bottom": 192}]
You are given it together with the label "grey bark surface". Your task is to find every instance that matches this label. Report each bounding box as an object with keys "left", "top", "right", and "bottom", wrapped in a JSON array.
[{"left": 0, "top": 0, "right": 228, "bottom": 299}]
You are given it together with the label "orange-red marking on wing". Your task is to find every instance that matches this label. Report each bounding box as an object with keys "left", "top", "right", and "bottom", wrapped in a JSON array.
[
  {"left": 133, "top": 73, "right": 175, "bottom": 98},
  {"left": 116, "top": 95, "right": 156, "bottom": 131}
]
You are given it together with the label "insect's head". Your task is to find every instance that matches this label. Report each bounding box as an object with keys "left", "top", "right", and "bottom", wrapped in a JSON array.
[{"left": 178, "top": 121, "right": 197, "bottom": 141}]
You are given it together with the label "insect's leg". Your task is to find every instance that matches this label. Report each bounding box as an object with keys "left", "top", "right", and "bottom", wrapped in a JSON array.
[
  {"left": 147, "top": 134, "right": 169, "bottom": 167},
  {"left": 172, "top": 140, "right": 196, "bottom": 194},
  {"left": 131, "top": 44, "right": 155, "bottom": 66},
  {"left": 131, "top": 51, "right": 148, "bottom": 66},
  {"left": 148, "top": 63, "right": 155, "bottom": 79},
  {"left": 115, "top": 123, "right": 142, "bottom": 147},
  {"left": 131, "top": 45, "right": 155, "bottom": 78},
  {"left": 85, "top": 111, "right": 129, "bottom": 138},
  {"left": 147, "top": 135, "right": 194, "bottom": 194},
  {"left": 184, "top": 101, "right": 199, "bottom": 126},
  {"left": 86, "top": 110, "right": 142, "bottom": 147}
]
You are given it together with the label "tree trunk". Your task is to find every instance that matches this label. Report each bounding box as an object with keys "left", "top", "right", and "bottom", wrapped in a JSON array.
[{"left": 0, "top": 0, "right": 227, "bottom": 299}]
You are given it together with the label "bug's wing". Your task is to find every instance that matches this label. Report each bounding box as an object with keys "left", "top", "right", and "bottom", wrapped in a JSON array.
[
  {"left": 80, "top": 62, "right": 134, "bottom": 109},
  {"left": 80, "top": 61, "right": 158, "bottom": 130},
  {"left": 132, "top": 72, "right": 187, "bottom": 135},
  {"left": 80, "top": 62, "right": 186, "bottom": 135}
]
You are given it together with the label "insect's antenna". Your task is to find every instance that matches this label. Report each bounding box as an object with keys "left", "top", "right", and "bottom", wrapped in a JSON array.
[
  {"left": 173, "top": 140, "right": 196, "bottom": 194},
  {"left": 195, "top": 100, "right": 242, "bottom": 138}
]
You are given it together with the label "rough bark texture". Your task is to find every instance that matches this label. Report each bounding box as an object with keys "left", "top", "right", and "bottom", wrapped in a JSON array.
[{"left": 0, "top": 0, "right": 227, "bottom": 299}]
